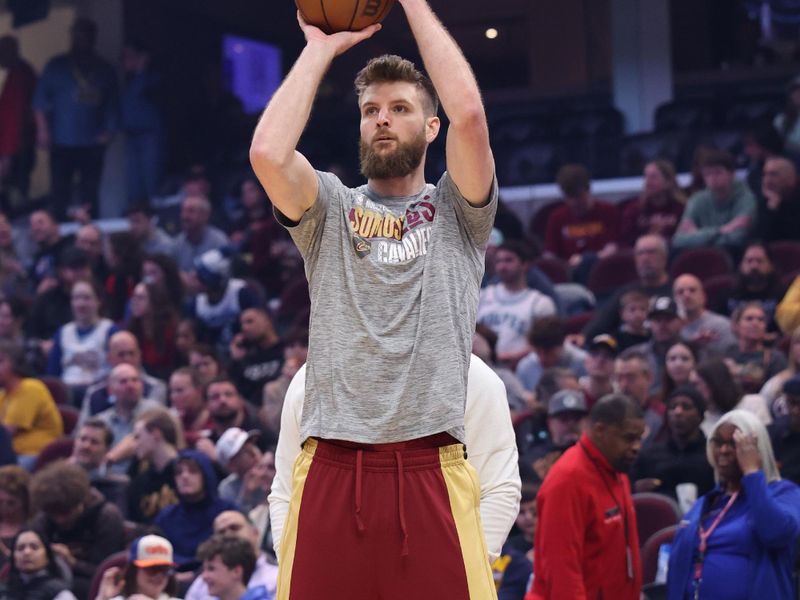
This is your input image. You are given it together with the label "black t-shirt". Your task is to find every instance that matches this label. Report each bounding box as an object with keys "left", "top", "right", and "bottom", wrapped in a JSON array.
[
  {"left": 630, "top": 433, "right": 715, "bottom": 499},
  {"left": 769, "top": 417, "right": 800, "bottom": 486},
  {"left": 229, "top": 342, "right": 285, "bottom": 405},
  {"left": 126, "top": 458, "right": 178, "bottom": 523}
]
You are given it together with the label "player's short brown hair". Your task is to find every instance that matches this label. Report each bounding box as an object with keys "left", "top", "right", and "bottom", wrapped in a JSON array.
[{"left": 355, "top": 54, "right": 439, "bottom": 117}]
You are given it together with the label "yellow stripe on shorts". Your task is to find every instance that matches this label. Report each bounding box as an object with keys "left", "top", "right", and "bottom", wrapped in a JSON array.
[
  {"left": 439, "top": 444, "right": 498, "bottom": 600},
  {"left": 275, "top": 438, "right": 317, "bottom": 600}
]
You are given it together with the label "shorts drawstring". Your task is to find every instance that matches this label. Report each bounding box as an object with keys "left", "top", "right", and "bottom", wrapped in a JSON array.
[
  {"left": 355, "top": 449, "right": 365, "bottom": 533},
  {"left": 395, "top": 450, "right": 409, "bottom": 556}
]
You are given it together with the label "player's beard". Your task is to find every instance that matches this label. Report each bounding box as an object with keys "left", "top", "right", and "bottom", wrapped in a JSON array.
[{"left": 359, "top": 128, "right": 427, "bottom": 180}]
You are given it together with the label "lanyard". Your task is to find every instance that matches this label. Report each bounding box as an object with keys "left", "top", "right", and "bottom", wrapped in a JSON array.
[
  {"left": 579, "top": 442, "right": 634, "bottom": 580},
  {"left": 692, "top": 491, "right": 739, "bottom": 598}
]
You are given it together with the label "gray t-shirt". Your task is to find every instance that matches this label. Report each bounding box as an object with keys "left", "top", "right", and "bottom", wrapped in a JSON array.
[
  {"left": 681, "top": 310, "right": 736, "bottom": 360},
  {"left": 278, "top": 171, "right": 497, "bottom": 443},
  {"left": 172, "top": 226, "right": 230, "bottom": 272}
]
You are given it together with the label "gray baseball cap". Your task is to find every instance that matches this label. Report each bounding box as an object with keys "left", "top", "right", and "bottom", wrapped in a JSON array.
[{"left": 548, "top": 389, "right": 588, "bottom": 416}]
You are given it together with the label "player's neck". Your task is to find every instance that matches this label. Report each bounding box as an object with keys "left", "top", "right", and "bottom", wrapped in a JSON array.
[{"left": 367, "top": 169, "right": 426, "bottom": 199}]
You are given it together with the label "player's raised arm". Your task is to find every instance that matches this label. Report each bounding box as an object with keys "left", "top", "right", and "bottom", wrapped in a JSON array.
[
  {"left": 398, "top": 0, "right": 494, "bottom": 207},
  {"left": 249, "top": 13, "right": 381, "bottom": 222}
]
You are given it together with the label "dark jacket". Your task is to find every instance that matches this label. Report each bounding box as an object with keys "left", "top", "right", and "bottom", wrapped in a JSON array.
[
  {"left": 769, "top": 416, "right": 800, "bottom": 486},
  {"left": 755, "top": 186, "right": 800, "bottom": 243},
  {"left": 153, "top": 449, "right": 237, "bottom": 569},
  {"left": 630, "top": 432, "right": 715, "bottom": 500},
  {"left": 31, "top": 488, "right": 124, "bottom": 594},
  {"left": 0, "top": 570, "right": 72, "bottom": 600}
]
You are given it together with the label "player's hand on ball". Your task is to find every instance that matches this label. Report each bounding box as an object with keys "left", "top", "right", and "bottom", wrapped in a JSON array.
[{"left": 297, "top": 11, "right": 381, "bottom": 55}]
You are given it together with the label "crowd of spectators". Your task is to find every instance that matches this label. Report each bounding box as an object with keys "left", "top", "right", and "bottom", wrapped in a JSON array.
[
  {"left": 3, "top": 12, "right": 800, "bottom": 600},
  {"left": 480, "top": 147, "right": 800, "bottom": 596}
]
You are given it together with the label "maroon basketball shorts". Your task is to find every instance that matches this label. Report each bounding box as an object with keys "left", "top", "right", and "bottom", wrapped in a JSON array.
[{"left": 276, "top": 436, "right": 497, "bottom": 599}]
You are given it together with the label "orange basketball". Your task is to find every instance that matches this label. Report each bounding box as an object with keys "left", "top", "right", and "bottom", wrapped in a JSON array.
[{"left": 295, "top": 0, "right": 395, "bottom": 34}]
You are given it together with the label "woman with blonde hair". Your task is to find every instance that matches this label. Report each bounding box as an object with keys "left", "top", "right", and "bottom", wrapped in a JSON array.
[
  {"left": 620, "top": 159, "right": 686, "bottom": 246},
  {"left": 667, "top": 410, "right": 800, "bottom": 600}
]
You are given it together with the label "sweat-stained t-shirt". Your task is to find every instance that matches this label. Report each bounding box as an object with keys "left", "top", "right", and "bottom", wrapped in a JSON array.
[{"left": 276, "top": 171, "right": 497, "bottom": 444}]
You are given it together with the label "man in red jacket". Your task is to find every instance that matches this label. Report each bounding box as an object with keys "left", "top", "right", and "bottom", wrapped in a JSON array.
[{"left": 528, "top": 393, "right": 645, "bottom": 600}]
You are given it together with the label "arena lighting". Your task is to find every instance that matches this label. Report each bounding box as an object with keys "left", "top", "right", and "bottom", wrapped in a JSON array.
[{"left": 485, "top": 27, "right": 499, "bottom": 39}]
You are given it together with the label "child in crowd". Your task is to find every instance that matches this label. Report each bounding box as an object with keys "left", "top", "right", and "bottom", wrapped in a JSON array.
[{"left": 616, "top": 289, "right": 651, "bottom": 351}]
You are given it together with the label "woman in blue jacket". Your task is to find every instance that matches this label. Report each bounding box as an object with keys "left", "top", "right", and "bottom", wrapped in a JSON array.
[{"left": 667, "top": 409, "right": 800, "bottom": 599}]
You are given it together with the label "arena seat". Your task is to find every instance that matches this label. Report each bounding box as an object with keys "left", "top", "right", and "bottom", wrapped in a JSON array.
[
  {"left": 534, "top": 256, "right": 570, "bottom": 284},
  {"left": 633, "top": 493, "right": 681, "bottom": 554},
  {"left": 558, "top": 108, "right": 624, "bottom": 139},
  {"left": 587, "top": 250, "right": 638, "bottom": 298},
  {"left": 619, "top": 132, "right": 688, "bottom": 177},
  {"left": 654, "top": 99, "right": 715, "bottom": 132},
  {"left": 722, "top": 96, "right": 782, "bottom": 128},
  {"left": 88, "top": 552, "right": 129, "bottom": 600},
  {"left": 527, "top": 201, "right": 564, "bottom": 242},
  {"left": 564, "top": 310, "right": 594, "bottom": 335},
  {"left": 32, "top": 437, "right": 74, "bottom": 473},
  {"left": 641, "top": 524, "right": 679, "bottom": 585},
  {"left": 702, "top": 274, "right": 737, "bottom": 313},
  {"left": 490, "top": 114, "right": 554, "bottom": 147},
  {"left": 502, "top": 142, "right": 559, "bottom": 186},
  {"left": 40, "top": 376, "right": 71, "bottom": 406},
  {"left": 769, "top": 241, "right": 800, "bottom": 277},
  {"left": 58, "top": 405, "right": 80, "bottom": 436},
  {"left": 690, "top": 129, "right": 744, "bottom": 163},
  {"left": 669, "top": 247, "right": 733, "bottom": 280}
]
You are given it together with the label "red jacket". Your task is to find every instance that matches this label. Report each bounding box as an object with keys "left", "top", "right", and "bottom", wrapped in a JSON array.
[{"left": 527, "top": 433, "right": 642, "bottom": 600}]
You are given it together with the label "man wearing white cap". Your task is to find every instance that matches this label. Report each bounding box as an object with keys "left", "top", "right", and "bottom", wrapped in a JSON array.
[{"left": 216, "top": 427, "right": 266, "bottom": 512}]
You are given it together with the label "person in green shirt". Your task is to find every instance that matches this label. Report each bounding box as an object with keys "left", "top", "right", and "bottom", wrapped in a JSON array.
[{"left": 673, "top": 149, "right": 756, "bottom": 251}]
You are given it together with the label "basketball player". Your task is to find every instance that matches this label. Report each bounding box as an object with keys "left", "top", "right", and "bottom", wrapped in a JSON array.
[
  {"left": 250, "top": 0, "right": 497, "bottom": 597},
  {"left": 268, "top": 355, "right": 521, "bottom": 564}
]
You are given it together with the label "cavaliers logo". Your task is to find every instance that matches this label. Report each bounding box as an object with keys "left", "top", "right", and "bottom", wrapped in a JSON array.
[{"left": 353, "top": 236, "right": 372, "bottom": 258}]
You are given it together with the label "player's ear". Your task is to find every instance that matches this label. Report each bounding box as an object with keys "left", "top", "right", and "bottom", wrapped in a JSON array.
[{"left": 425, "top": 116, "right": 440, "bottom": 143}]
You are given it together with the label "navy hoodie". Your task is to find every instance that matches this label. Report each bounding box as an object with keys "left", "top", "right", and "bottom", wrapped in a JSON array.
[{"left": 154, "top": 449, "right": 237, "bottom": 569}]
